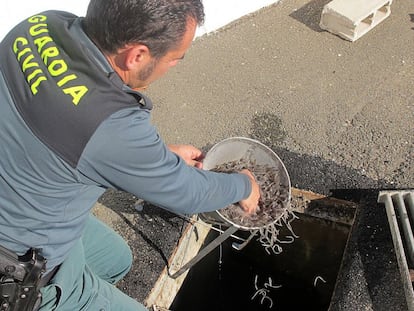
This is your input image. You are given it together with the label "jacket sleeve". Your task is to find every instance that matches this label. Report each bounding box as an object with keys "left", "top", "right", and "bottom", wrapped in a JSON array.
[{"left": 76, "top": 107, "right": 251, "bottom": 214}]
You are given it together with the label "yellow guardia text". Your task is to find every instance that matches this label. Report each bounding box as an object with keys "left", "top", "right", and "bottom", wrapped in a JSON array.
[{"left": 12, "top": 15, "right": 88, "bottom": 105}]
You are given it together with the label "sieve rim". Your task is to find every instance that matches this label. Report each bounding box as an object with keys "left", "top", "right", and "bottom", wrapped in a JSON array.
[{"left": 204, "top": 137, "right": 291, "bottom": 230}]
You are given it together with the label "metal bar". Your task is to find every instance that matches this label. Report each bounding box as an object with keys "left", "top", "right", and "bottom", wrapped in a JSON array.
[
  {"left": 168, "top": 225, "right": 238, "bottom": 279},
  {"left": 393, "top": 193, "right": 414, "bottom": 265},
  {"left": 378, "top": 190, "right": 414, "bottom": 311},
  {"left": 232, "top": 230, "right": 258, "bottom": 251},
  {"left": 175, "top": 213, "right": 247, "bottom": 242},
  {"left": 406, "top": 192, "right": 414, "bottom": 224}
]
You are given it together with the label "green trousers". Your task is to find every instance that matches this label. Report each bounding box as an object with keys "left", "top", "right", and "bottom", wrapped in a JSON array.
[{"left": 39, "top": 215, "right": 148, "bottom": 311}]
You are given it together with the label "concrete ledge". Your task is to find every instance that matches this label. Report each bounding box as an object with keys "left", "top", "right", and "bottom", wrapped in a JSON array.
[
  {"left": 320, "top": 0, "right": 392, "bottom": 41},
  {"left": 144, "top": 216, "right": 211, "bottom": 309}
]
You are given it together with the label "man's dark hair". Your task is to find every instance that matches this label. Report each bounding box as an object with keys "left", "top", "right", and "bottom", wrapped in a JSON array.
[{"left": 83, "top": 0, "right": 204, "bottom": 57}]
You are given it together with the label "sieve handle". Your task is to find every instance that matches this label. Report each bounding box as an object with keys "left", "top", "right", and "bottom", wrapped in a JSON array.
[{"left": 168, "top": 225, "right": 238, "bottom": 279}]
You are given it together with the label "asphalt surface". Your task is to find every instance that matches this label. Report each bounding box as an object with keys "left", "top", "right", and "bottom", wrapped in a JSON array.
[{"left": 95, "top": 0, "right": 413, "bottom": 309}]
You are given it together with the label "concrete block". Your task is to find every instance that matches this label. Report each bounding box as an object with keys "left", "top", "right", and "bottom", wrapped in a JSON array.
[{"left": 320, "top": 0, "right": 392, "bottom": 41}]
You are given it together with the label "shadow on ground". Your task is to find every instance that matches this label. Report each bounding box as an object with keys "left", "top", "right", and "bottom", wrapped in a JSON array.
[{"left": 289, "top": 0, "right": 332, "bottom": 32}]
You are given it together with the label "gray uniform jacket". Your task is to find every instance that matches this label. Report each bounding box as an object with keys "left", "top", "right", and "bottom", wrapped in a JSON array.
[{"left": 0, "top": 11, "right": 250, "bottom": 271}]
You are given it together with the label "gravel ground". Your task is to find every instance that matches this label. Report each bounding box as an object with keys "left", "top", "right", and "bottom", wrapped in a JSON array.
[
  {"left": 94, "top": 191, "right": 186, "bottom": 303},
  {"left": 94, "top": 0, "right": 413, "bottom": 309}
]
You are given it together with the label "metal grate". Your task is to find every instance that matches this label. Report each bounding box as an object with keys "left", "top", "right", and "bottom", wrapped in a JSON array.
[{"left": 378, "top": 190, "right": 414, "bottom": 311}]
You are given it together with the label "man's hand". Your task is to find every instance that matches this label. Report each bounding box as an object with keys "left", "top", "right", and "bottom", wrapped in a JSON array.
[
  {"left": 238, "top": 169, "right": 261, "bottom": 214},
  {"left": 168, "top": 144, "right": 204, "bottom": 168}
]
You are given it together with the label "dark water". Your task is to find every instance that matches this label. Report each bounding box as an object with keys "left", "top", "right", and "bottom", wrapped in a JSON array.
[{"left": 170, "top": 214, "right": 351, "bottom": 311}]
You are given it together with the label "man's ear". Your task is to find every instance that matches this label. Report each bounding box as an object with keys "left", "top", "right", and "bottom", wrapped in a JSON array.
[{"left": 124, "top": 44, "right": 151, "bottom": 70}]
